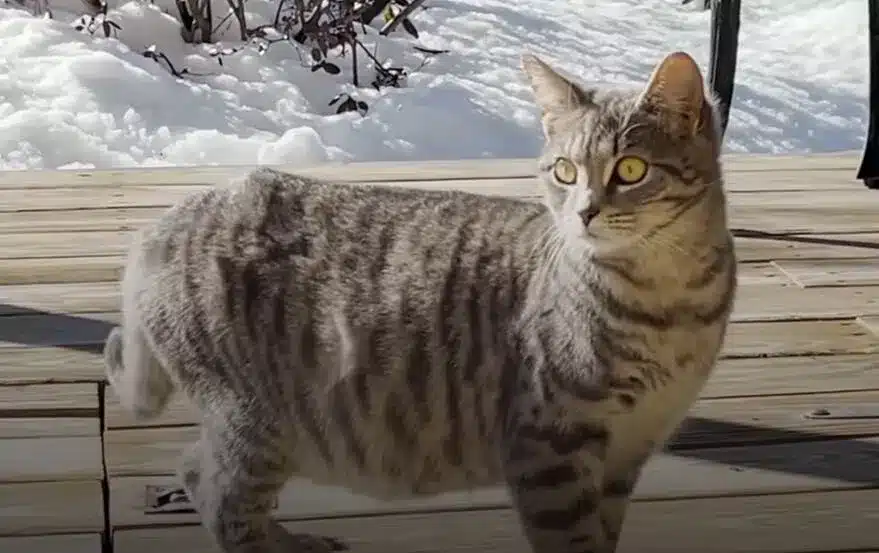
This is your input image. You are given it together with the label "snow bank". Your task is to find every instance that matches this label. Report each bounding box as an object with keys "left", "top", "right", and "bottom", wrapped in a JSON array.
[{"left": 0, "top": 0, "right": 868, "bottom": 169}]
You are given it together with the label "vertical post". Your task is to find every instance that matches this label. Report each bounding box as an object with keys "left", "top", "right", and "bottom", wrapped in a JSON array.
[
  {"left": 706, "top": 0, "right": 741, "bottom": 138},
  {"left": 858, "top": 0, "right": 879, "bottom": 189}
]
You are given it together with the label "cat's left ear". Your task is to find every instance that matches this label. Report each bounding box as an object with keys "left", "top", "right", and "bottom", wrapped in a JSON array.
[{"left": 640, "top": 51, "right": 708, "bottom": 138}]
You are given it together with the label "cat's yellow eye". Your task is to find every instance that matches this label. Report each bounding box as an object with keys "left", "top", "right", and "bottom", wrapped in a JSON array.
[
  {"left": 552, "top": 157, "right": 578, "bottom": 185},
  {"left": 613, "top": 156, "right": 649, "bottom": 185}
]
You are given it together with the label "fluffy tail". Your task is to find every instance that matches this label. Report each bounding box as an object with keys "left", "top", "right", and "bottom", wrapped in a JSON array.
[{"left": 103, "top": 324, "right": 175, "bottom": 420}]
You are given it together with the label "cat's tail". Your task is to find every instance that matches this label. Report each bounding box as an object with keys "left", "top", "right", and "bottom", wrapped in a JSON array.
[{"left": 104, "top": 324, "right": 175, "bottom": 421}]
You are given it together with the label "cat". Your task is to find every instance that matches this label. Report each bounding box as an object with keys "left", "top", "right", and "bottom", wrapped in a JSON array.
[{"left": 104, "top": 50, "right": 737, "bottom": 553}]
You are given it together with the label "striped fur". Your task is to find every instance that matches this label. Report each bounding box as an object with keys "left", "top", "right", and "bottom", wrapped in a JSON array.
[{"left": 104, "top": 51, "right": 737, "bottom": 553}]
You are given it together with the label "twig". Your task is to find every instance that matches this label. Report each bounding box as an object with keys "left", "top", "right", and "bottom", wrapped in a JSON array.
[
  {"left": 379, "top": 0, "right": 426, "bottom": 35},
  {"left": 225, "top": 0, "right": 247, "bottom": 40},
  {"left": 351, "top": 33, "right": 359, "bottom": 86}
]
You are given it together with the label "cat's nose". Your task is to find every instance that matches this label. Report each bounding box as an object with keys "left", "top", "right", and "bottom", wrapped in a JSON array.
[{"left": 579, "top": 205, "right": 600, "bottom": 227}]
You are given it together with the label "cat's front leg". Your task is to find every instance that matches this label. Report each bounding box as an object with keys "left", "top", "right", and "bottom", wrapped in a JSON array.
[
  {"left": 502, "top": 416, "right": 613, "bottom": 553},
  {"left": 599, "top": 464, "right": 645, "bottom": 551}
]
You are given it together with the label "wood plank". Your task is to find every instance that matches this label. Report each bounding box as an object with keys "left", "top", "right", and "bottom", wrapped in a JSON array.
[
  {"left": 112, "top": 487, "right": 879, "bottom": 553},
  {"left": 16, "top": 277, "right": 879, "bottom": 323},
  {"left": 1, "top": 179, "right": 875, "bottom": 225},
  {"left": 0, "top": 169, "right": 861, "bottom": 196},
  {"left": 1, "top": 261, "right": 781, "bottom": 314},
  {"left": 6, "top": 263, "right": 879, "bottom": 321},
  {"left": 0, "top": 256, "right": 121, "bottom": 285},
  {"left": 729, "top": 189, "right": 879, "bottom": 233},
  {"left": 1, "top": 318, "right": 875, "bottom": 397},
  {"left": 0, "top": 347, "right": 105, "bottom": 384},
  {"left": 0, "top": 435, "right": 102, "bottom": 482},
  {"left": 773, "top": 258, "right": 879, "bottom": 288},
  {"left": 0, "top": 152, "right": 860, "bottom": 190},
  {"left": 0, "top": 282, "right": 120, "bottom": 315},
  {"left": 0, "top": 180, "right": 541, "bottom": 213},
  {"left": 2, "top": 193, "right": 876, "bottom": 239},
  {"left": 103, "top": 388, "right": 879, "bottom": 478},
  {"left": 0, "top": 383, "right": 98, "bottom": 417},
  {"left": 0, "top": 207, "right": 167, "bottom": 234},
  {"left": 0, "top": 534, "right": 102, "bottom": 553},
  {"left": 0, "top": 417, "right": 99, "bottom": 438},
  {"left": 700, "top": 353, "right": 879, "bottom": 399},
  {"left": 0, "top": 231, "right": 134, "bottom": 259},
  {"left": 108, "top": 435, "right": 879, "bottom": 529},
  {"left": 0, "top": 480, "right": 103, "bottom": 534},
  {"left": 0, "top": 312, "right": 873, "bottom": 361},
  {"left": 720, "top": 151, "right": 859, "bottom": 172},
  {"left": 722, "top": 319, "right": 879, "bottom": 357},
  {"left": 103, "top": 353, "right": 879, "bottom": 429},
  {"left": 0, "top": 161, "right": 541, "bottom": 189},
  {"left": 735, "top": 233, "right": 879, "bottom": 262},
  {"left": 679, "top": 389, "right": 879, "bottom": 447},
  {"left": 3, "top": 231, "right": 879, "bottom": 264}
]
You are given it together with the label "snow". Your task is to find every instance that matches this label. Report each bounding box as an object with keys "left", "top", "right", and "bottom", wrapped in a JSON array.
[{"left": 0, "top": 0, "right": 869, "bottom": 170}]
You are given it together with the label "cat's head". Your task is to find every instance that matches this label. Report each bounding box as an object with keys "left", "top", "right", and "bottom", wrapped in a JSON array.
[{"left": 521, "top": 51, "right": 725, "bottom": 257}]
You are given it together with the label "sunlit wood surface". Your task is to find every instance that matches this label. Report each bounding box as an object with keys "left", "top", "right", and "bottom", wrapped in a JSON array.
[{"left": 1, "top": 152, "right": 878, "bottom": 553}]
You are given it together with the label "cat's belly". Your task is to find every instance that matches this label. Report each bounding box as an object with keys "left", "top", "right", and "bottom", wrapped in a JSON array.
[{"left": 290, "top": 444, "right": 506, "bottom": 500}]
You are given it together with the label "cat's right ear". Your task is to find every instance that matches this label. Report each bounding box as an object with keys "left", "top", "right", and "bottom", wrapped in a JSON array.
[{"left": 521, "top": 54, "right": 593, "bottom": 134}]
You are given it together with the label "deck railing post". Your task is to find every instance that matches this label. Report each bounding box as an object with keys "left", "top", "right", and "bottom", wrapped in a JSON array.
[
  {"left": 858, "top": 0, "right": 879, "bottom": 189},
  {"left": 706, "top": 0, "right": 741, "bottom": 139}
]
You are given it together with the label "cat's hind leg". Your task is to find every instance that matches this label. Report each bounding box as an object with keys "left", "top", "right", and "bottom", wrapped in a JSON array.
[
  {"left": 104, "top": 324, "right": 175, "bottom": 420},
  {"left": 180, "top": 419, "right": 347, "bottom": 553},
  {"left": 503, "top": 416, "right": 614, "bottom": 553}
]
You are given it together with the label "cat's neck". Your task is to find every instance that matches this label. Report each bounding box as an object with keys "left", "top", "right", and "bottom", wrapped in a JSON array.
[{"left": 523, "top": 189, "right": 735, "bottom": 330}]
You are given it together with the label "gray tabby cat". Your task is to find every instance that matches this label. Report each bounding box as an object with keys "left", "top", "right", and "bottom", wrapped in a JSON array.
[{"left": 104, "top": 51, "right": 736, "bottom": 553}]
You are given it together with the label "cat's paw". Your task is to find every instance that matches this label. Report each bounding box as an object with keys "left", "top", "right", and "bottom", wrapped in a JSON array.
[
  {"left": 269, "top": 526, "right": 348, "bottom": 553},
  {"left": 287, "top": 534, "right": 348, "bottom": 552}
]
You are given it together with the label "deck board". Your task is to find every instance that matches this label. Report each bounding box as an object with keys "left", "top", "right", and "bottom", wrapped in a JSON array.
[
  {"left": 0, "top": 534, "right": 103, "bottom": 553},
  {"left": 0, "top": 152, "right": 877, "bottom": 551},
  {"left": 111, "top": 488, "right": 879, "bottom": 553}
]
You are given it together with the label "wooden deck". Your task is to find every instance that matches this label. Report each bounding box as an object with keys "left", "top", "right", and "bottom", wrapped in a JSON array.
[{"left": 1, "top": 152, "right": 878, "bottom": 553}]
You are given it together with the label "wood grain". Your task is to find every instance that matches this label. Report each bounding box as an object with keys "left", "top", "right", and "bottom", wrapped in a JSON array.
[
  {"left": 0, "top": 534, "right": 102, "bottom": 553},
  {"left": 0, "top": 262, "right": 799, "bottom": 315},
  {"left": 0, "top": 256, "right": 122, "bottom": 285},
  {"left": 0, "top": 207, "right": 167, "bottom": 234},
  {"left": 103, "top": 353, "right": 879, "bottom": 429},
  {"left": 0, "top": 435, "right": 102, "bottom": 483},
  {"left": 112, "top": 487, "right": 879, "bottom": 553},
  {"left": 0, "top": 383, "right": 98, "bottom": 416},
  {"left": 0, "top": 480, "right": 103, "bottom": 534},
  {"left": 1, "top": 153, "right": 877, "bottom": 551},
  {"left": 0, "top": 417, "right": 99, "bottom": 439},
  {"left": 4, "top": 183, "right": 877, "bottom": 235},
  {"left": 3, "top": 231, "right": 879, "bottom": 265},
  {"left": 103, "top": 388, "right": 879, "bottom": 478},
  {"left": 0, "top": 347, "right": 105, "bottom": 384},
  {"left": 773, "top": 258, "right": 879, "bottom": 288},
  {"left": 107, "top": 435, "right": 879, "bottom": 528},
  {"left": 0, "top": 152, "right": 861, "bottom": 190}
]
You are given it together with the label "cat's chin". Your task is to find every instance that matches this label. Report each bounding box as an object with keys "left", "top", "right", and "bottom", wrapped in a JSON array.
[{"left": 559, "top": 229, "right": 618, "bottom": 261}]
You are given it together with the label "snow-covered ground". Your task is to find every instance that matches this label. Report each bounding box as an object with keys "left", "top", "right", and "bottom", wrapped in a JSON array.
[{"left": 0, "top": 0, "right": 869, "bottom": 170}]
